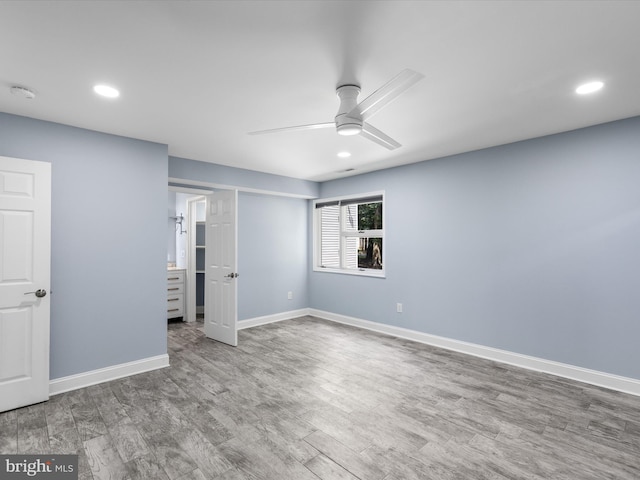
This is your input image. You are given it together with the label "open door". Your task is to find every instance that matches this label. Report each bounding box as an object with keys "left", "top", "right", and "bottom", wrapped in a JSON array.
[
  {"left": 0, "top": 156, "right": 51, "bottom": 412},
  {"left": 204, "top": 189, "right": 238, "bottom": 346}
]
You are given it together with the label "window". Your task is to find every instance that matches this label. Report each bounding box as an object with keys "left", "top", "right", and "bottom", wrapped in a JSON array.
[{"left": 314, "top": 192, "right": 384, "bottom": 276}]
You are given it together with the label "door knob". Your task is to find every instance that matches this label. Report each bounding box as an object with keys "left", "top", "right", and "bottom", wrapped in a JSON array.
[
  {"left": 225, "top": 273, "right": 239, "bottom": 278},
  {"left": 24, "top": 289, "right": 47, "bottom": 298}
]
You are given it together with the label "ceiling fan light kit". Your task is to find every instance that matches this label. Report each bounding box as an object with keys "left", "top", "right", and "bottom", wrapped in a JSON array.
[
  {"left": 336, "top": 124, "right": 362, "bottom": 136},
  {"left": 248, "top": 69, "right": 424, "bottom": 150}
]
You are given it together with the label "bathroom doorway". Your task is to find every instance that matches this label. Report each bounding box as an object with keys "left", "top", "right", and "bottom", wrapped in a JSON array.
[
  {"left": 168, "top": 187, "right": 206, "bottom": 324},
  {"left": 168, "top": 185, "right": 239, "bottom": 346}
]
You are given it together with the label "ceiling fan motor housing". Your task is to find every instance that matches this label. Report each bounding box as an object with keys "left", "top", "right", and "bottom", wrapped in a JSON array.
[{"left": 335, "top": 85, "right": 362, "bottom": 135}]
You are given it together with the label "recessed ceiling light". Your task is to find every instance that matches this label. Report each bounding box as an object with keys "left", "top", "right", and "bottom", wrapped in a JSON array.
[
  {"left": 337, "top": 151, "right": 351, "bottom": 158},
  {"left": 93, "top": 84, "right": 120, "bottom": 98},
  {"left": 575, "top": 81, "right": 604, "bottom": 95}
]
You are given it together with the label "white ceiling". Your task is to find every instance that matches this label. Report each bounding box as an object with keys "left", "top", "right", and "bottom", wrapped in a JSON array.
[{"left": 1, "top": 1, "right": 639, "bottom": 182}]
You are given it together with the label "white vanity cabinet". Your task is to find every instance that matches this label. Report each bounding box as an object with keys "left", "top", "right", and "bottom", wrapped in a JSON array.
[{"left": 167, "top": 269, "right": 185, "bottom": 319}]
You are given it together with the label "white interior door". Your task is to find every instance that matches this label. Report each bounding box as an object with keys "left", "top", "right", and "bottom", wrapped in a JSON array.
[
  {"left": 204, "top": 190, "right": 238, "bottom": 346},
  {"left": 0, "top": 156, "right": 51, "bottom": 413}
]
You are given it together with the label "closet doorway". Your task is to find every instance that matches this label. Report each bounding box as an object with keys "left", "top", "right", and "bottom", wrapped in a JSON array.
[{"left": 186, "top": 194, "right": 206, "bottom": 323}]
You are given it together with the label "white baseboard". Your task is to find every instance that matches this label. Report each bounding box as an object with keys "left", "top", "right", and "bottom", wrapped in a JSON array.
[
  {"left": 238, "top": 308, "right": 311, "bottom": 330},
  {"left": 308, "top": 309, "right": 640, "bottom": 397},
  {"left": 49, "top": 311, "right": 640, "bottom": 398},
  {"left": 49, "top": 354, "right": 170, "bottom": 396}
]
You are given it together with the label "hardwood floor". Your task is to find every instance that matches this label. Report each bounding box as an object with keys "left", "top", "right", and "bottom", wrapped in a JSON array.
[{"left": 1, "top": 316, "right": 639, "bottom": 479}]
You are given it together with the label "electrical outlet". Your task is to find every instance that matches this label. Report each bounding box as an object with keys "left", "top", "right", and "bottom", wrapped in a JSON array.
[
  {"left": 180, "top": 250, "right": 185, "bottom": 258},
  {"left": 396, "top": 303, "right": 403, "bottom": 313},
  {"left": 288, "top": 291, "right": 293, "bottom": 300}
]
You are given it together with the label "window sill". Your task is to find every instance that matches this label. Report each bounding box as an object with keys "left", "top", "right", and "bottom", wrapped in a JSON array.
[{"left": 313, "top": 266, "right": 385, "bottom": 278}]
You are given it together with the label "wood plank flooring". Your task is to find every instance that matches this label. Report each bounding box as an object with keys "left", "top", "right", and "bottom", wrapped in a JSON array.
[{"left": 1, "top": 316, "right": 640, "bottom": 479}]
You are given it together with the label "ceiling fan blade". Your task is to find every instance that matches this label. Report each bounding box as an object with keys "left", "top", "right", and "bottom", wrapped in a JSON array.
[
  {"left": 361, "top": 123, "right": 401, "bottom": 150},
  {"left": 350, "top": 69, "right": 424, "bottom": 121},
  {"left": 248, "top": 122, "right": 334, "bottom": 135}
]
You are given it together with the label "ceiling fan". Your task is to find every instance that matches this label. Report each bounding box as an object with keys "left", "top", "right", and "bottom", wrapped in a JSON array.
[{"left": 248, "top": 69, "right": 424, "bottom": 150}]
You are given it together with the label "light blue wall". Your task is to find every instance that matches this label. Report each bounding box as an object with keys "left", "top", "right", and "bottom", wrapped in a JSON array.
[
  {"left": 310, "top": 116, "right": 640, "bottom": 380},
  {"left": 4, "top": 107, "right": 638, "bottom": 385},
  {"left": 0, "top": 112, "right": 168, "bottom": 380},
  {"left": 169, "top": 155, "right": 319, "bottom": 199},
  {"left": 238, "top": 192, "right": 309, "bottom": 320}
]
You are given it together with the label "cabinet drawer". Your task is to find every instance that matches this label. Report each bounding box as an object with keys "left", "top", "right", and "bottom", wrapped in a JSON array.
[
  {"left": 167, "top": 283, "right": 184, "bottom": 295},
  {"left": 167, "top": 270, "right": 185, "bottom": 284},
  {"left": 167, "top": 293, "right": 184, "bottom": 318}
]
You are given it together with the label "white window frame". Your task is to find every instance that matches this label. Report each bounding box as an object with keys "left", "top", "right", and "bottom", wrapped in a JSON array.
[{"left": 313, "top": 191, "right": 385, "bottom": 278}]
